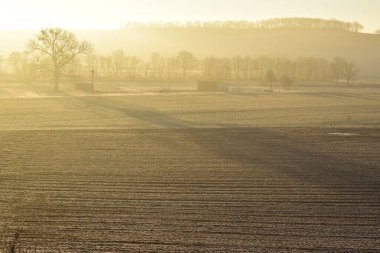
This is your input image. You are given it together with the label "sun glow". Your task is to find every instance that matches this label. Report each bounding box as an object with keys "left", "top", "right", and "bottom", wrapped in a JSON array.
[
  {"left": 0, "top": 1, "right": 121, "bottom": 30},
  {"left": 0, "top": 0, "right": 379, "bottom": 32}
]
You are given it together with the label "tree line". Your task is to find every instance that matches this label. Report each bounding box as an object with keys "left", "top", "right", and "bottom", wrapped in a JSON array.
[
  {"left": 124, "top": 18, "right": 364, "bottom": 33},
  {"left": 1, "top": 49, "right": 359, "bottom": 86},
  {"left": 0, "top": 28, "right": 359, "bottom": 91}
]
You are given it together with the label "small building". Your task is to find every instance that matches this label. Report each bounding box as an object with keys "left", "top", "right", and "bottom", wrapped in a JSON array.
[
  {"left": 197, "top": 81, "right": 230, "bottom": 92},
  {"left": 75, "top": 83, "right": 94, "bottom": 93}
]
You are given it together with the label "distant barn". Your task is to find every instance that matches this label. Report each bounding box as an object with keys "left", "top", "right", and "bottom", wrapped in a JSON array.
[
  {"left": 75, "top": 83, "right": 94, "bottom": 93},
  {"left": 197, "top": 81, "right": 230, "bottom": 92}
]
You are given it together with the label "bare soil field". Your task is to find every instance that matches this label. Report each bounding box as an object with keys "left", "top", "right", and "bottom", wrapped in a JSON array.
[{"left": 0, "top": 86, "right": 379, "bottom": 252}]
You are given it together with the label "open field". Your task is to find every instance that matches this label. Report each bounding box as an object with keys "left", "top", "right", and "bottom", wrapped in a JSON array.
[
  {"left": 0, "top": 85, "right": 379, "bottom": 252},
  {"left": 0, "top": 82, "right": 379, "bottom": 130}
]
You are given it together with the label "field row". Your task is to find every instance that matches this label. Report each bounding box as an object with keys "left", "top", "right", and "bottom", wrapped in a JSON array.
[
  {"left": 0, "top": 90, "right": 379, "bottom": 130},
  {"left": 1, "top": 128, "right": 379, "bottom": 252}
]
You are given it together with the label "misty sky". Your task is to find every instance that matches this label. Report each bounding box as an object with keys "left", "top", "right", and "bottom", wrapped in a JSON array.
[{"left": 1, "top": 0, "right": 379, "bottom": 32}]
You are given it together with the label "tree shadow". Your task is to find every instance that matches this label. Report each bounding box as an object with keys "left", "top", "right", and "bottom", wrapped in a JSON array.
[
  {"left": 174, "top": 127, "right": 380, "bottom": 188},
  {"left": 65, "top": 95, "right": 380, "bottom": 188},
  {"left": 73, "top": 96, "right": 190, "bottom": 128}
]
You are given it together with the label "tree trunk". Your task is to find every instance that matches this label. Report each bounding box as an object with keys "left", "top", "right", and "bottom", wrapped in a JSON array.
[{"left": 54, "top": 71, "right": 59, "bottom": 91}]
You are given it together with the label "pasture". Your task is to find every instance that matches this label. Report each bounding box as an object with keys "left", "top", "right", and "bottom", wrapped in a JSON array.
[{"left": 0, "top": 83, "right": 379, "bottom": 252}]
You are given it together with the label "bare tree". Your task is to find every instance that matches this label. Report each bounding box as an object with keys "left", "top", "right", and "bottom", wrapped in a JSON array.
[
  {"left": 331, "top": 57, "right": 346, "bottom": 84},
  {"left": 127, "top": 56, "right": 140, "bottom": 79},
  {"left": 98, "top": 56, "right": 113, "bottom": 79},
  {"left": 8, "top": 51, "right": 38, "bottom": 83},
  {"left": 112, "top": 50, "right": 126, "bottom": 80},
  {"left": 150, "top": 52, "right": 161, "bottom": 79},
  {"left": 177, "top": 51, "right": 195, "bottom": 79},
  {"left": 281, "top": 75, "right": 294, "bottom": 90},
  {"left": 9, "top": 52, "right": 24, "bottom": 80},
  {"left": 202, "top": 57, "right": 232, "bottom": 80},
  {"left": 166, "top": 57, "right": 180, "bottom": 80},
  {"left": 28, "top": 28, "right": 93, "bottom": 91},
  {"left": 231, "top": 56, "right": 243, "bottom": 80},
  {"left": 266, "top": 70, "right": 276, "bottom": 89},
  {"left": 342, "top": 60, "right": 359, "bottom": 85}
]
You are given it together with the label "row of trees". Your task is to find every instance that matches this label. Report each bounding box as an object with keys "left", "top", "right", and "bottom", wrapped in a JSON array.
[
  {"left": 124, "top": 18, "right": 364, "bottom": 33},
  {"left": 256, "top": 18, "right": 364, "bottom": 32},
  {"left": 0, "top": 28, "right": 359, "bottom": 91},
  {"left": 1, "top": 50, "right": 359, "bottom": 87}
]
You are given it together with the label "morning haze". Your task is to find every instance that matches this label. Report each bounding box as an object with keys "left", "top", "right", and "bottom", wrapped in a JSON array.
[{"left": 0, "top": 1, "right": 379, "bottom": 252}]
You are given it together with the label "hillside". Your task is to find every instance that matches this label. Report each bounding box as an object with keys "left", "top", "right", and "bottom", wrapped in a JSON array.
[{"left": 1, "top": 28, "right": 380, "bottom": 78}]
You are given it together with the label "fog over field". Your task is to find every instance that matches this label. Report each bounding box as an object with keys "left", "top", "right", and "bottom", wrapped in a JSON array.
[
  {"left": 2, "top": 26, "right": 380, "bottom": 79},
  {"left": 0, "top": 0, "right": 379, "bottom": 252}
]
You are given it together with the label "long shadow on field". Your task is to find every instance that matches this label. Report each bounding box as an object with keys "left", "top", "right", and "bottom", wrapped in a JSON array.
[
  {"left": 71, "top": 96, "right": 190, "bottom": 128},
  {"left": 64, "top": 95, "right": 380, "bottom": 188},
  {"left": 180, "top": 127, "right": 380, "bottom": 188}
]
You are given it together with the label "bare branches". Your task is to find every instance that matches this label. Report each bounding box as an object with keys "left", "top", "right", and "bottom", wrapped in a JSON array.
[
  {"left": 27, "top": 40, "right": 53, "bottom": 57},
  {"left": 332, "top": 57, "right": 359, "bottom": 85},
  {"left": 27, "top": 28, "right": 94, "bottom": 90},
  {"left": 177, "top": 51, "right": 195, "bottom": 78}
]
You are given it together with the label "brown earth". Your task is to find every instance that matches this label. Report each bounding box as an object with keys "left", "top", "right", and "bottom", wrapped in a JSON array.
[{"left": 0, "top": 88, "right": 379, "bottom": 252}]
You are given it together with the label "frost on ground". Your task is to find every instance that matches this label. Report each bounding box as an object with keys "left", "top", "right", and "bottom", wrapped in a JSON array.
[{"left": 0, "top": 85, "right": 379, "bottom": 252}]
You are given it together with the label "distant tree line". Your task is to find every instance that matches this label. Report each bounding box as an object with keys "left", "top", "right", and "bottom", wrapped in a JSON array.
[
  {"left": 124, "top": 18, "right": 364, "bottom": 33},
  {"left": 0, "top": 50, "right": 359, "bottom": 86},
  {"left": 256, "top": 18, "right": 364, "bottom": 32}
]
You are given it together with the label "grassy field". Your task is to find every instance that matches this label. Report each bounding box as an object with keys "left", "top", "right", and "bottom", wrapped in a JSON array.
[{"left": 0, "top": 85, "right": 379, "bottom": 252}]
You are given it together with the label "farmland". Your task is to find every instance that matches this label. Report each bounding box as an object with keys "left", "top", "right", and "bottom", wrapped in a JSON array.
[{"left": 0, "top": 83, "right": 379, "bottom": 252}]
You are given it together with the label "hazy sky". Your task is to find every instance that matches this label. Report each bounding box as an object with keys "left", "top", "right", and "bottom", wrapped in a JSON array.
[{"left": 1, "top": 0, "right": 379, "bottom": 32}]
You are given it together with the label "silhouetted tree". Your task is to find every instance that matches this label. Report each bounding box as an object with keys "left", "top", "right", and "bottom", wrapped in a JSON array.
[
  {"left": 98, "top": 55, "right": 113, "bottom": 79},
  {"left": 127, "top": 56, "right": 140, "bottom": 79},
  {"left": 202, "top": 57, "right": 232, "bottom": 80},
  {"left": 9, "top": 52, "right": 25, "bottom": 81},
  {"left": 266, "top": 70, "right": 276, "bottom": 89},
  {"left": 255, "top": 56, "right": 271, "bottom": 81},
  {"left": 28, "top": 28, "right": 93, "bottom": 90},
  {"left": 281, "top": 75, "right": 294, "bottom": 90},
  {"left": 342, "top": 60, "right": 359, "bottom": 85},
  {"left": 166, "top": 57, "right": 180, "bottom": 80},
  {"left": 331, "top": 57, "right": 346, "bottom": 84},
  {"left": 231, "top": 56, "right": 243, "bottom": 80},
  {"left": 150, "top": 52, "right": 165, "bottom": 79},
  {"left": 177, "top": 51, "right": 195, "bottom": 78},
  {"left": 112, "top": 50, "right": 126, "bottom": 79},
  {"left": 8, "top": 51, "right": 38, "bottom": 82}
]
